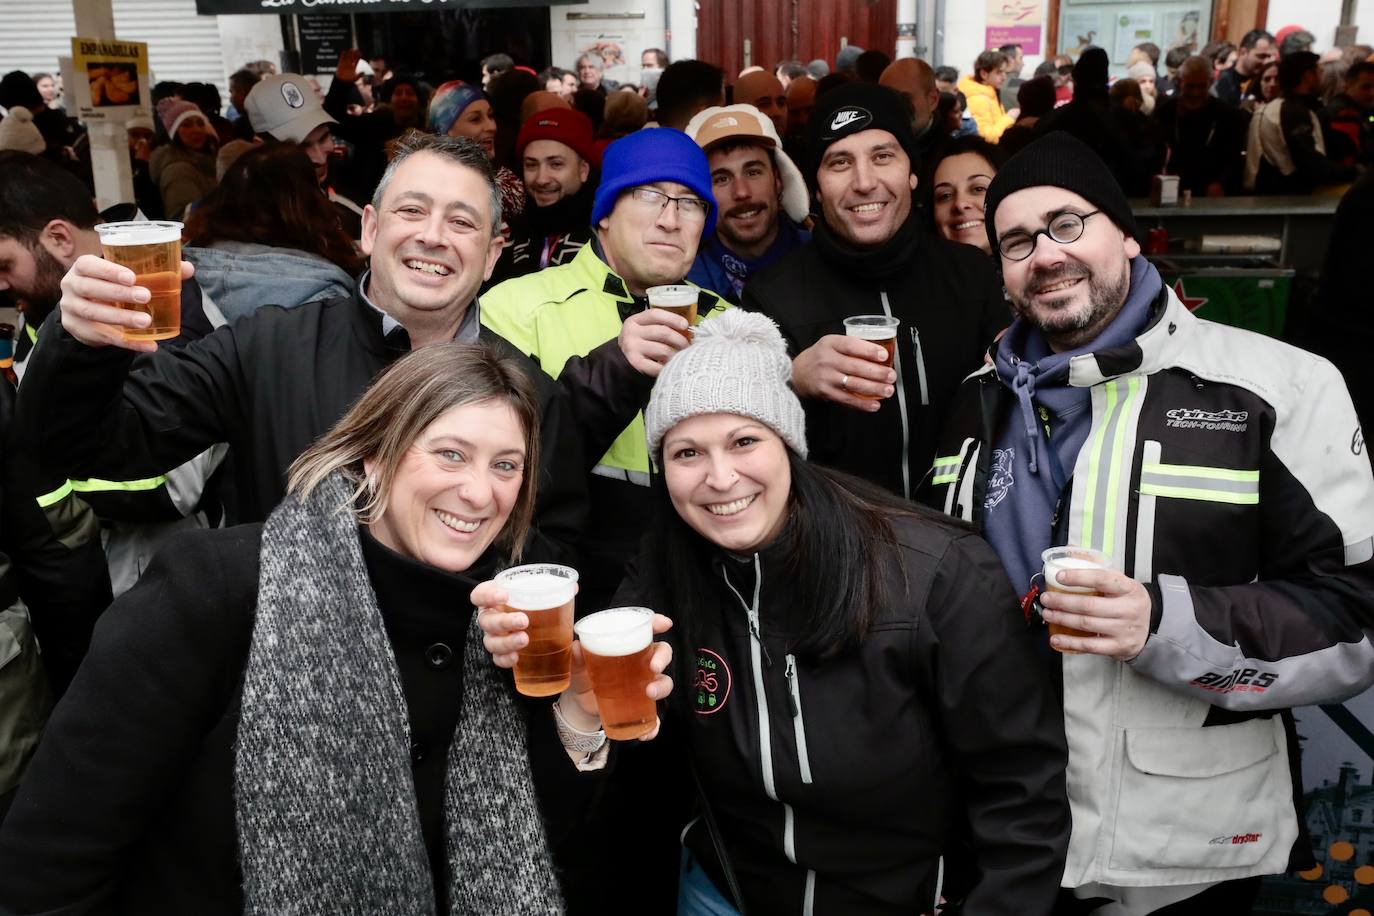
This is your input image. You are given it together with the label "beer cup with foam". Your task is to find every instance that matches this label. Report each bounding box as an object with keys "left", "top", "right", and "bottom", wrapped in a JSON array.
[
  {"left": 496, "top": 563, "right": 579, "bottom": 697},
  {"left": 94, "top": 221, "right": 184, "bottom": 341},
  {"left": 647, "top": 284, "right": 698, "bottom": 342},
  {"left": 1041, "top": 546, "right": 1110, "bottom": 654},
  {"left": 574, "top": 607, "right": 657, "bottom": 740},
  {"left": 842, "top": 315, "right": 899, "bottom": 399}
]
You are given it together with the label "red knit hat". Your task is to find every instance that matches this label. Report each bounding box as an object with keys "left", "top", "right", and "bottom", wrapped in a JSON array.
[{"left": 515, "top": 108, "right": 599, "bottom": 166}]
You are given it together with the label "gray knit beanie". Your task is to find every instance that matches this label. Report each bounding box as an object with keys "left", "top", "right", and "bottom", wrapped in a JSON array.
[{"left": 645, "top": 310, "right": 808, "bottom": 460}]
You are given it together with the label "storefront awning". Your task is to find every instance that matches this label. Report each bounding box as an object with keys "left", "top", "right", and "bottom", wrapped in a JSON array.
[{"left": 196, "top": 0, "right": 585, "bottom": 13}]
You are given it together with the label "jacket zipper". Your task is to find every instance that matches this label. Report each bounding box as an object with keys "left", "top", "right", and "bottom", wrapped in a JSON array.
[
  {"left": 784, "top": 655, "right": 814, "bottom": 785},
  {"left": 879, "top": 290, "right": 912, "bottom": 500},
  {"left": 908, "top": 326, "right": 930, "bottom": 406}
]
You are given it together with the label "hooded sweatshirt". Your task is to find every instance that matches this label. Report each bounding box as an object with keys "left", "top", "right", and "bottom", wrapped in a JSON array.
[{"left": 982, "top": 256, "right": 1162, "bottom": 591}]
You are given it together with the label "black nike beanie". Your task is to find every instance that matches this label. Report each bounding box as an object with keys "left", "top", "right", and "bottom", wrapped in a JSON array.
[{"left": 804, "top": 82, "right": 920, "bottom": 189}]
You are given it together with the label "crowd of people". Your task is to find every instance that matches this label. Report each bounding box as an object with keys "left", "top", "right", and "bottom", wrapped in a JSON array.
[{"left": 0, "top": 25, "right": 1372, "bottom": 916}]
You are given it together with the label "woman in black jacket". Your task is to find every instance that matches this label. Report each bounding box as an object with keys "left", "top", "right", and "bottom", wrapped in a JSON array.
[
  {"left": 478, "top": 310, "right": 1071, "bottom": 916},
  {"left": 0, "top": 342, "right": 669, "bottom": 914}
]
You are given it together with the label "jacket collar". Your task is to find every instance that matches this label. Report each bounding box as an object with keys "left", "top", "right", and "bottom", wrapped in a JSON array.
[
  {"left": 1067, "top": 282, "right": 1194, "bottom": 387},
  {"left": 353, "top": 269, "right": 481, "bottom": 353},
  {"left": 567, "top": 236, "right": 722, "bottom": 323}
]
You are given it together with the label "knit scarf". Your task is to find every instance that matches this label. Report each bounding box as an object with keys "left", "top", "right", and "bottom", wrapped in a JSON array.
[
  {"left": 235, "top": 472, "right": 564, "bottom": 915},
  {"left": 810, "top": 209, "right": 923, "bottom": 280}
]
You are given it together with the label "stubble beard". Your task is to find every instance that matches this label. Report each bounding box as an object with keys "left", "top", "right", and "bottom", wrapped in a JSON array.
[{"left": 1010, "top": 260, "right": 1131, "bottom": 349}]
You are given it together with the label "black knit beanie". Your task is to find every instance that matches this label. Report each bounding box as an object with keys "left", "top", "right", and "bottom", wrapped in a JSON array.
[
  {"left": 982, "top": 131, "right": 1140, "bottom": 254},
  {"left": 804, "top": 82, "right": 919, "bottom": 189}
]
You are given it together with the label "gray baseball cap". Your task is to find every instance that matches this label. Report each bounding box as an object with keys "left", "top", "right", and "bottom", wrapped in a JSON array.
[{"left": 245, "top": 73, "right": 336, "bottom": 144}]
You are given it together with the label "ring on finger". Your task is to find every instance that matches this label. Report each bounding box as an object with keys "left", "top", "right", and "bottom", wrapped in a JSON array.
[{"left": 841, "top": 374, "right": 849, "bottom": 391}]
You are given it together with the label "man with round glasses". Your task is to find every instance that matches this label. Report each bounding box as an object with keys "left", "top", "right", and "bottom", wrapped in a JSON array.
[
  {"left": 926, "top": 131, "right": 1374, "bottom": 914},
  {"left": 481, "top": 127, "right": 729, "bottom": 608}
]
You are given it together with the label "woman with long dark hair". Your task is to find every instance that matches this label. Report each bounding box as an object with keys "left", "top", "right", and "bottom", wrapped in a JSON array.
[
  {"left": 477, "top": 310, "right": 1070, "bottom": 916},
  {"left": 184, "top": 143, "right": 362, "bottom": 322}
]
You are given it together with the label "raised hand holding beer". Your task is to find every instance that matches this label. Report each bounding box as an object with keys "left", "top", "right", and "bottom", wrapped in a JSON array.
[
  {"left": 618, "top": 307, "right": 691, "bottom": 378},
  {"left": 1037, "top": 559, "right": 1152, "bottom": 661},
  {"left": 59, "top": 251, "right": 194, "bottom": 354}
]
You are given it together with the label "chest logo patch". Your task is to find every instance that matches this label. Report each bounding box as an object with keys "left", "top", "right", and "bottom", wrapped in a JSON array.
[
  {"left": 1166, "top": 408, "right": 1248, "bottom": 433},
  {"left": 694, "top": 648, "right": 732, "bottom": 715},
  {"left": 984, "top": 447, "right": 1015, "bottom": 510}
]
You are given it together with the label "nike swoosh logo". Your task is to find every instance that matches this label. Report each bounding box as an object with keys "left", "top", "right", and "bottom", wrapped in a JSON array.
[{"left": 830, "top": 110, "right": 863, "bottom": 131}]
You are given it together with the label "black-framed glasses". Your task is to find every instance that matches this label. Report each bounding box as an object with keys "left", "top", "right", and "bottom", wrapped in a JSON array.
[
  {"left": 997, "top": 210, "right": 1102, "bottom": 261},
  {"left": 628, "top": 186, "right": 711, "bottom": 222}
]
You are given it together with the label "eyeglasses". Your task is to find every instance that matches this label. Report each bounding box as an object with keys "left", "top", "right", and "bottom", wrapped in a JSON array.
[
  {"left": 628, "top": 186, "right": 711, "bottom": 222},
  {"left": 997, "top": 210, "right": 1102, "bottom": 261}
]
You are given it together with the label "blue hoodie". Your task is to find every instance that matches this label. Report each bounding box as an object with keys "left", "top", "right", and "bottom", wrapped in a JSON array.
[{"left": 982, "top": 256, "right": 1162, "bottom": 592}]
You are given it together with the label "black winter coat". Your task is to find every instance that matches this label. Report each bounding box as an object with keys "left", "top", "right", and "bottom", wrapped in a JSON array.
[
  {"left": 16, "top": 293, "right": 588, "bottom": 557},
  {"left": 616, "top": 512, "right": 1070, "bottom": 915},
  {"left": 740, "top": 226, "right": 1007, "bottom": 501}
]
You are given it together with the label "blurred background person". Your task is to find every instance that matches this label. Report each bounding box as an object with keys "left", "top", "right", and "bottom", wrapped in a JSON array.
[
  {"left": 183, "top": 144, "right": 362, "bottom": 323},
  {"left": 1245, "top": 51, "right": 1359, "bottom": 193},
  {"left": 958, "top": 50, "right": 1017, "bottom": 143},
  {"left": 150, "top": 97, "right": 217, "bottom": 219},
  {"left": 428, "top": 80, "right": 524, "bottom": 223},
  {"left": 1156, "top": 55, "right": 1249, "bottom": 196}
]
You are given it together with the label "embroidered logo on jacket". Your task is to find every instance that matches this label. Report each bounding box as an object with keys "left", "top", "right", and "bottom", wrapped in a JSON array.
[
  {"left": 1209, "top": 833, "right": 1262, "bottom": 845},
  {"left": 694, "top": 648, "right": 731, "bottom": 715},
  {"left": 1190, "top": 667, "right": 1277, "bottom": 694},
  {"left": 1355, "top": 426, "right": 1365, "bottom": 456},
  {"left": 1165, "top": 408, "right": 1249, "bottom": 433},
  {"left": 984, "top": 447, "right": 1015, "bottom": 510}
]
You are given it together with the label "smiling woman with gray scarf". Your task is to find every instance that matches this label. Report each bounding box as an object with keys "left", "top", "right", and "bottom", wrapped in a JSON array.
[{"left": 0, "top": 342, "right": 573, "bottom": 915}]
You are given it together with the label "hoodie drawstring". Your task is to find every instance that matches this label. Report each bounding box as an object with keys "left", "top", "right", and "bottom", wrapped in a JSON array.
[{"left": 1013, "top": 360, "right": 1041, "bottom": 474}]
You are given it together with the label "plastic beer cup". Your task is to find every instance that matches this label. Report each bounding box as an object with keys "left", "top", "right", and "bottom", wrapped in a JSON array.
[
  {"left": 574, "top": 607, "right": 658, "bottom": 740},
  {"left": 1041, "top": 546, "right": 1110, "bottom": 654},
  {"left": 842, "top": 315, "right": 899, "bottom": 398},
  {"left": 94, "top": 221, "right": 183, "bottom": 341},
  {"left": 647, "top": 284, "right": 699, "bottom": 342},
  {"left": 497, "top": 564, "right": 578, "bottom": 697}
]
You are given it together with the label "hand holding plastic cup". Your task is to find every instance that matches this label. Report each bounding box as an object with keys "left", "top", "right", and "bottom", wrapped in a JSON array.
[
  {"left": 843, "top": 315, "right": 899, "bottom": 398},
  {"left": 1041, "top": 546, "right": 1110, "bottom": 654},
  {"left": 495, "top": 564, "right": 579, "bottom": 696},
  {"left": 93, "top": 221, "right": 183, "bottom": 341},
  {"left": 574, "top": 607, "right": 658, "bottom": 740},
  {"left": 647, "top": 285, "right": 699, "bottom": 342}
]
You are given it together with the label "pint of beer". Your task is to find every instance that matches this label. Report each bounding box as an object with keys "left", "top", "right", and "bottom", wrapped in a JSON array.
[
  {"left": 842, "top": 315, "right": 899, "bottom": 399},
  {"left": 647, "top": 285, "right": 698, "bottom": 342},
  {"left": 496, "top": 563, "right": 579, "bottom": 697},
  {"left": 94, "top": 221, "right": 184, "bottom": 341},
  {"left": 1041, "top": 546, "right": 1110, "bottom": 654},
  {"left": 574, "top": 607, "right": 657, "bottom": 740}
]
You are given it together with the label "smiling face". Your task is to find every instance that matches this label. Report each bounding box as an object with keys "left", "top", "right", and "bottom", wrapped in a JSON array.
[
  {"left": 597, "top": 180, "right": 707, "bottom": 294},
  {"left": 816, "top": 128, "right": 917, "bottom": 247},
  {"left": 446, "top": 99, "right": 497, "bottom": 159},
  {"left": 662, "top": 413, "right": 791, "bottom": 554},
  {"left": 995, "top": 186, "right": 1139, "bottom": 352},
  {"left": 932, "top": 152, "right": 995, "bottom": 253},
  {"left": 522, "top": 139, "right": 589, "bottom": 207},
  {"left": 367, "top": 401, "right": 526, "bottom": 573},
  {"left": 708, "top": 143, "right": 782, "bottom": 257},
  {"left": 360, "top": 150, "right": 504, "bottom": 329}
]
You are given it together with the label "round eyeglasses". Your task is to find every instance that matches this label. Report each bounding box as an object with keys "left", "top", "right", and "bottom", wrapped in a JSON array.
[{"left": 997, "top": 210, "right": 1102, "bottom": 261}]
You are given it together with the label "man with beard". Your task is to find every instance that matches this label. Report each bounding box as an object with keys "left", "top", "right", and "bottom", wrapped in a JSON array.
[
  {"left": 926, "top": 131, "right": 1374, "bottom": 915},
  {"left": 487, "top": 108, "right": 599, "bottom": 286},
  {"left": 684, "top": 105, "right": 810, "bottom": 303},
  {"left": 740, "top": 82, "right": 1007, "bottom": 500}
]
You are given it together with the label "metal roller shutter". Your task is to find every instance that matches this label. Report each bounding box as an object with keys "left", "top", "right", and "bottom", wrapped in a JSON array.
[{"left": 0, "top": 0, "right": 228, "bottom": 104}]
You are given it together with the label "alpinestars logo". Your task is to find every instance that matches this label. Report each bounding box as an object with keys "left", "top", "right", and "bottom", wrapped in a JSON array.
[
  {"left": 1190, "top": 667, "right": 1278, "bottom": 694},
  {"left": 829, "top": 108, "right": 870, "bottom": 132},
  {"left": 1209, "top": 833, "right": 1262, "bottom": 845},
  {"left": 1166, "top": 408, "right": 1249, "bottom": 432}
]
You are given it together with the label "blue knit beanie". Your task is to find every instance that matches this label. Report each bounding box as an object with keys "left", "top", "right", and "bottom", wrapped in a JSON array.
[{"left": 591, "top": 128, "right": 716, "bottom": 237}]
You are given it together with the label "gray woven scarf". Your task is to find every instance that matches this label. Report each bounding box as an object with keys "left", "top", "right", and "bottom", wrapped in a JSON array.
[{"left": 235, "top": 472, "right": 564, "bottom": 915}]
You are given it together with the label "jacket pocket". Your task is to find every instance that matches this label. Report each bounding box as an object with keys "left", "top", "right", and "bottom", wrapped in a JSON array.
[{"left": 1109, "top": 718, "right": 1290, "bottom": 871}]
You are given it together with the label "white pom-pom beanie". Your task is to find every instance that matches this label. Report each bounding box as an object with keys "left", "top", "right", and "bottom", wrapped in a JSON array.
[{"left": 645, "top": 309, "right": 808, "bottom": 460}]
